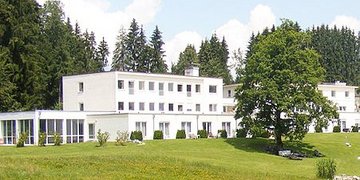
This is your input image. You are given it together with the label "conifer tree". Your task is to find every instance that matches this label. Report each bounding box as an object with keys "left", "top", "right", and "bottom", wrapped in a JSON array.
[
  {"left": 96, "top": 37, "right": 109, "bottom": 72},
  {"left": 172, "top": 45, "right": 198, "bottom": 75},
  {"left": 149, "top": 26, "right": 167, "bottom": 73}
]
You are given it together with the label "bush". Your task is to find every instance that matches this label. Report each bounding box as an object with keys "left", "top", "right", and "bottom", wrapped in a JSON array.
[
  {"left": 38, "top": 131, "right": 47, "bottom": 147},
  {"left": 130, "top": 131, "right": 143, "bottom": 141},
  {"left": 236, "top": 129, "right": 247, "bottom": 138},
  {"left": 115, "top": 130, "right": 129, "bottom": 146},
  {"left": 197, "top": 130, "right": 207, "bottom": 138},
  {"left": 153, "top": 130, "right": 163, "bottom": 140},
  {"left": 260, "top": 130, "right": 271, "bottom": 138},
  {"left": 97, "top": 129, "right": 110, "bottom": 147},
  {"left": 315, "top": 125, "right": 323, "bottom": 133},
  {"left": 54, "top": 133, "right": 61, "bottom": 146},
  {"left": 351, "top": 125, "right": 359, "bottom": 132},
  {"left": 218, "top": 130, "right": 227, "bottom": 138},
  {"left": 316, "top": 158, "right": 336, "bottom": 179},
  {"left": 333, "top": 126, "right": 341, "bottom": 133},
  {"left": 176, "top": 130, "right": 186, "bottom": 139},
  {"left": 17, "top": 131, "right": 28, "bottom": 148}
]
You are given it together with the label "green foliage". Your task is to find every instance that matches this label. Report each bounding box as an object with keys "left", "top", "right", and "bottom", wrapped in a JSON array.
[
  {"left": 333, "top": 126, "right": 341, "bottom": 133},
  {"left": 54, "top": 133, "right": 61, "bottom": 146},
  {"left": 16, "top": 131, "right": 29, "bottom": 148},
  {"left": 172, "top": 45, "right": 199, "bottom": 75},
  {"left": 351, "top": 125, "right": 359, "bottom": 132},
  {"left": 218, "top": 130, "right": 227, "bottom": 138},
  {"left": 316, "top": 158, "right": 336, "bottom": 179},
  {"left": 235, "top": 19, "right": 338, "bottom": 149},
  {"left": 153, "top": 130, "right": 164, "bottom": 140},
  {"left": 130, "top": 131, "right": 143, "bottom": 141},
  {"left": 38, "top": 132, "right": 47, "bottom": 147},
  {"left": 115, "top": 130, "right": 129, "bottom": 146},
  {"left": 96, "top": 37, "right": 110, "bottom": 72},
  {"left": 236, "top": 129, "right": 247, "bottom": 138},
  {"left": 315, "top": 125, "right": 323, "bottom": 133},
  {"left": 176, "top": 130, "right": 186, "bottom": 139},
  {"left": 149, "top": 26, "right": 167, "bottom": 73},
  {"left": 97, "top": 129, "right": 110, "bottom": 147},
  {"left": 197, "top": 130, "right": 207, "bottom": 138}
]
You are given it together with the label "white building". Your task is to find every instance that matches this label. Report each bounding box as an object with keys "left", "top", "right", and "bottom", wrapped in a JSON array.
[{"left": 0, "top": 69, "right": 359, "bottom": 146}]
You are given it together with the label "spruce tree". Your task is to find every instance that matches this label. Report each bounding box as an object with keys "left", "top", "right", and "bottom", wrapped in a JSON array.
[
  {"left": 96, "top": 37, "right": 109, "bottom": 72},
  {"left": 149, "top": 26, "right": 167, "bottom": 73},
  {"left": 172, "top": 45, "right": 198, "bottom": 75},
  {"left": 112, "top": 27, "right": 127, "bottom": 71}
]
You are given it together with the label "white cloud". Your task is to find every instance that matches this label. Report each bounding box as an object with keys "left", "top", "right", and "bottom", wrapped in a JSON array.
[
  {"left": 163, "top": 31, "right": 203, "bottom": 67},
  {"left": 330, "top": 15, "right": 360, "bottom": 32}
]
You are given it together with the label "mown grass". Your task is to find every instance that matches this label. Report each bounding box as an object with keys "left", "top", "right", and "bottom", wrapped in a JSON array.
[{"left": 0, "top": 133, "right": 359, "bottom": 179}]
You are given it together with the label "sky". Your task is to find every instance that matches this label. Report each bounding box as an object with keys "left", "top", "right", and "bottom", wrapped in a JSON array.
[{"left": 36, "top": 0, "right": 360, "bottom": 74}]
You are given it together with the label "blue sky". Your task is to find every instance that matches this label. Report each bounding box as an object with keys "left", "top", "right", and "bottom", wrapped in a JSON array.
[{"left": 37, "top": 0, "right": 360, "bottom": 73}]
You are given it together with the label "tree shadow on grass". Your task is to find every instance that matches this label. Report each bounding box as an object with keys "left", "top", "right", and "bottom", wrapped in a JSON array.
[{"left": 225, "top": 138, "right": 322, "bottom": 157}]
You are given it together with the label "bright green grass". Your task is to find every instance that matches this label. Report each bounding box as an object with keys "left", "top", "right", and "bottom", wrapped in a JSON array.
[{"left": 0, "top": 133, "right": 359, "bottom": 179}]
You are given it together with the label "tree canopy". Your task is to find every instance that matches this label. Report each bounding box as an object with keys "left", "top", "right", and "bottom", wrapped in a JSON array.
[{"left": 235, "top": 20, "right": 338, "bottom": 149}]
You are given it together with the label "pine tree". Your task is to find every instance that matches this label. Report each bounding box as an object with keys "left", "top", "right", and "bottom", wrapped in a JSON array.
[
  {"left": 172, "top": 45, "right": 198, "bottom": 75},
  {"left": 96, "top": 37, "right": 109, "bottom": 72},
  {"left": 149, "top": 25, "right": 167, "bottom": 73},
  {"left": 124, "top": 18, "right": 141, "bottom": 71},
  {"left": 136, "top": 26, "right": 149, "bottom": 72},
  {"left": 112, "top": 27, "right": 127, "bottom": 71}
]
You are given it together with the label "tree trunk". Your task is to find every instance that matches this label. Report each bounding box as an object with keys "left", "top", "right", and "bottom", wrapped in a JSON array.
[{"left": 274, "top": 111, "right": 283, "bottom": 150}]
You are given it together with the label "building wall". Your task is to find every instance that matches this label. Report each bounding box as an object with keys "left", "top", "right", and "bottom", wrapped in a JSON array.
[
  {"left": 86, "top": 114, "right": 129, "bottom": 141},
  {"left": 318, "top": 82, "right": 357, "bottom": 112},
  {"left": 63, "top": 72, "right": 116, "bottom": 111}
]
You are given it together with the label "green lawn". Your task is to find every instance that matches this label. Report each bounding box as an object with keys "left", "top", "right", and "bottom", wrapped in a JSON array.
[{"left": 0, "top": 133, "right": 359, "bottom": 179}]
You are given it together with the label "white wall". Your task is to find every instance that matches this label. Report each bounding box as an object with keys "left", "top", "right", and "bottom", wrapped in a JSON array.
[
  {"left": 86, "top": 114, "right": 129, "bottom": 141},
  {"left": 318, "top": 83, "right": 357, "bottom": 112}
]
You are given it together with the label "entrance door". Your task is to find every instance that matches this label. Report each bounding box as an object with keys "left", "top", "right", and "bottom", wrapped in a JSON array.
[{"left": 159, "top": 122, "right": 170, "bottom": 139}]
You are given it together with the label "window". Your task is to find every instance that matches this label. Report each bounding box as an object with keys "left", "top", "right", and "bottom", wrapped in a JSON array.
[
  {"left": 79, "top": 103, "right": 84, "bottom": 111},
  {"left": 209, "top": 85, "right": 217, "bottom": 93},
  {"left": 178, "top": 105, "right": 183, "bottom": 111},
  {"left": 129, "top": 102, "right": 134, "bottom": 111},
  {"left": 139, "top": 81, "right": 145, "bottom": 90},
  {"left": 345, "top": 91, "right": 349, "bottom": 97},
  {"left": 209, "top": 104, "right": 217, "bottom": 112},
  {"left": 181, "top": 122, "right": 191, "bottom": 134},
  {"left": 331, "top": 90, "right": 336, "bottom": 97},
  {"left": 227, "top": 90, "right": 231, "bottom": 97},
  {"left": 339, "top": 106, "right": 347, "bottom": 111},
  {"left": 195, "top": 84, "right": 200, "bottom": 93},
  {"left": 118, "top": 80, "right": 124, "bottom": 89},
  {"left": 186, "top": 84, "right": 191, "bottom": 97},
  {"left": 66, "top": 119, "right": 84, "bottom": 143},
  {"left": 159, "top": 83, "right": 164, "bottom": 96},
  {"left": 149, "top": 103, "right": 155, "bottom": 111},
  {"left": 136, "top": 122, "right": 147, "bottom": 136},
  {"left": 159, "top": 122, "right": 170, "bottom": 138},
  {"left": 128, "top": 81, "right": 134, "bottom": 94},
  {"left": 168, "top": 83, "right": 174, "bottom": 91},
  {"left": 118, "top": 102, "right": 124, "bottom": 111},
  {"left": 2, "top": 120, "right": 16, "bottom": 144},
  {"left": 168, "top": 103, "right": 174, "bottom": 111},
  {"left": 19, "top": 119, "right": 34, "bottom": 144},
  {"left": 196, "top": 104, "right": 201, "bottom": 112},
  {"left": 202, "top": 122, "right": 212, "bottom": 134},
  {"left": 222, "top": 122, "right": 231, "bottom": 137},
  {"left": 88, "top": 124, "right": 95, "bottom": 139},
  {"left": 79, "top": 82, "right": 84, "bottom": 92},
  {"left": 40, "top": 119, "right": 63, "bottom": 144},
  {"left": 177, "top": 84, "right": 183, "bottom": 92},
  {"left": 149, "top": 82, "right": 155, "bottom": 91},
  {"left": 139, "top": 102, "right": 145, "bottom": 111},
  {"left": 159, "top": 103, "right": 164, "bottom": 111}
]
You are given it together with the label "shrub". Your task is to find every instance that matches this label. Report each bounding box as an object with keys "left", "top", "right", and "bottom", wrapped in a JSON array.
[
  {"left": 260, "top": 130, "right": 271, "bottom": 138},
  {"left": 153, "top": 130, "right": 163, "bottom": 140},
  {"left": 316, "top": 158, "right": 336, "bottom": 179},
  {"left": 351, "top": 125, "right": 359, "bottom": 132},
  {"left": 115, "top": 130, "right": 129, "bottom": 146},
  {"left": 38, "top": 131, "right": 47, "bottom": 147},
  {"left": 176, "top": 130, "right": 186, "bottom": 139},
  {"left": 315, "top": 125, "right": 323, "bottom": 133},
  {"left": 16, "top": 131, "right": 28, "bottom": 148},
  {"left": 218, "top": 130, "right": 227, "bottom": 138},
  {"left": 236, "top": 129, "right": 247, "bottom": 138},
  {"left": 197, "top": 130, "right": 207, "bottom": 138},
  {"left": 333, "top": 126, "right": 341, "bottom": 133},
  {"left": 130, "top": 131, "right": 143, "bottom": 141},
  {"left": 97, "top": 129, "right": 110, "bottom": 147},
  {"left": 54, "top": 133, "right": 61, "bottom": 146}
]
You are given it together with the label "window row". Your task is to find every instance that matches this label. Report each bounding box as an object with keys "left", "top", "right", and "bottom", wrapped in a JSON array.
[
  {"left": 118, "top": 102, "right": 218, "bottom": 112},
  {"left": 330, "top": 90, "right": 350, "bottom": 97}
]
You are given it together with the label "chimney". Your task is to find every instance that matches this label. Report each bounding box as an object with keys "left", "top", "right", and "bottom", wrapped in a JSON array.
[{"left": 184, "top": 66, "right": 199, "bottom": 77}]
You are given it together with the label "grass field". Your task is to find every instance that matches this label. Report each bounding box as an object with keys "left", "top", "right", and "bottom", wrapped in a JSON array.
[{"left": 0, "top": 133, "right": 359, "bottom": 179}]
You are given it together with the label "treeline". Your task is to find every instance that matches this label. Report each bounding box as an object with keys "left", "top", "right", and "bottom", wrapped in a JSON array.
[
  {"left": 0, "top": 0, "right": 109, "bottom": 112},
  {"left": 242, "top": 24, "right": 360, "bottom": 86}
]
